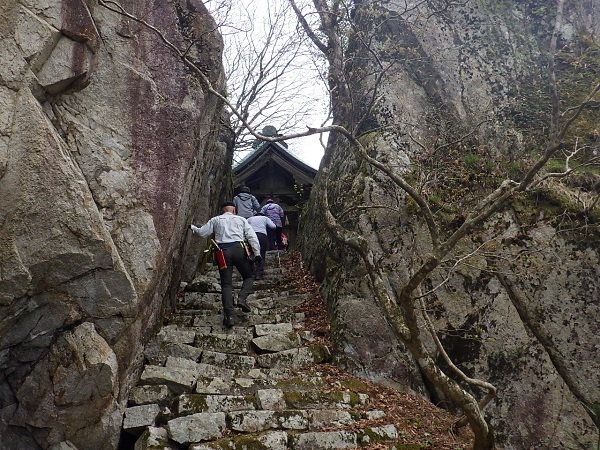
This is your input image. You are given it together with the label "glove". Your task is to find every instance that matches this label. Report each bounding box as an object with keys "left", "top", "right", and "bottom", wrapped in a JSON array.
[
  {"left": 253, "top": 255, "right": 262, "bottom": 264},
  {"left": 190, "top": 224, "right": 201, "bottom": 234}
]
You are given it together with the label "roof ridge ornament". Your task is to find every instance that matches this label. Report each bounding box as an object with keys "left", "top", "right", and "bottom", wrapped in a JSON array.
[
  {"left": 262, "top": 125, "right": 278, "bottom": 137},
  {"left": 252, "top": 125, "right": 284, "bottom": 149}
]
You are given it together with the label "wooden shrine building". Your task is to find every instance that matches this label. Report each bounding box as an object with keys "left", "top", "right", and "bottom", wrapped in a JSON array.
[{"left": 232, "top": 126, "right": 318, "bottom": 248}]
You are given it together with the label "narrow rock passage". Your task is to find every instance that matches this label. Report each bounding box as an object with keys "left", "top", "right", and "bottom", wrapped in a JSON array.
[{"left": 121, "top": 251, "right": 469, "bottom": 449}]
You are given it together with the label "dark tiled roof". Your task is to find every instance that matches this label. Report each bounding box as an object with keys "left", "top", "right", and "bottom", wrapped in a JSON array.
[{"left": 233, "top": 139, "right": 317, "bottom": 185}]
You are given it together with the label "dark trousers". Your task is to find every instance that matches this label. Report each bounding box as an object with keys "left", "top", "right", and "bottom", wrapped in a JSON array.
[
  {"left": 267, "top": 226, "right": 284, "bottom": 250},
  {"left": 219, "top": 245, "right": 254, "bottom": 318},
  {"left": 255, "top": 232, "right": 268, "bottom": 277}
]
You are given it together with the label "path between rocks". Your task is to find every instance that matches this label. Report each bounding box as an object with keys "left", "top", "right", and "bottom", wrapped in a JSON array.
[{"left": 120, "top": 251, "right": 460, "bottom": 449}]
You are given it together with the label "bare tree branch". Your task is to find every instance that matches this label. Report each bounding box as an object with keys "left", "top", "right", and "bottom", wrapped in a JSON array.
[{"left": 418, "top": 294, "right": 496, "bottom": 429}]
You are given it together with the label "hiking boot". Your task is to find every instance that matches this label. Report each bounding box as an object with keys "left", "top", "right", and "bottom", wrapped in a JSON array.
[
  {"left": 237, "top": 299, "right": 251, "bottom": 313},
  {"left": 223, "top": 316, "right": 235, "bottom": 328}
]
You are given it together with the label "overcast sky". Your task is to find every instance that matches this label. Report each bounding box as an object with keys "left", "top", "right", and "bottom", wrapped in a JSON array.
[
  {"left": 286, "top": 125, "right": 327, "bottom": 170},
  {"left": 207, "top": 0, "right": 328, "bottom": 169}
]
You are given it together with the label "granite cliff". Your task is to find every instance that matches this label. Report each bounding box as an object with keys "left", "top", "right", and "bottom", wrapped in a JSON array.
[
  {"left": 299, "top": 1, "right": 599, "bottom": 448},
  {"left": 0, "top": 0, "right": 229, "bottom": 447}
]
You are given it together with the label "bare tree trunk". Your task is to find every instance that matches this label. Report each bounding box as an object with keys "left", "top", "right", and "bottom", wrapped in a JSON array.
[{"left": 316, "top": 145, "right": 496, "bottom": 448}]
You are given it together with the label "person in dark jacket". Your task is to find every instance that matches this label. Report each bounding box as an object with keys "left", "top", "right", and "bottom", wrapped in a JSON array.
[
  {"left": 261, "top": 198, "right": 285, "bottom": 251},
  {"left": 233, "top": 186, "right": 260, "bottom": 219}
]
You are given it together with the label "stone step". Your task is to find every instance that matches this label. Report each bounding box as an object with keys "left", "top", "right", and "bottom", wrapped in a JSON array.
[
  {"left": 255, "top": 322, "right": 294, "bottom": 336},
  {"left": 148, "top": 325, "right": 314, "bottom": 361},
  {"left": 171, "top": 388, "right": 368, "bottom": 420},
  {"left": 251, "top": 267, "right": 286, "bottom": 277},
  {"left": 134, "top": 422, "right": 403, "bottom": 450},
  {"left": 256, "top": 345, "right": 331, "bottom": 369},
  {"left": 177, "top": 292, "right": 222, "bottom": 308},
  {"left": 194, "top": 330, "right": 250, "bottom": 354},
  {"left": 164, "top": 315, "right": 194, "bottom": 327},
  {"left": 144, "top": 340, "right": 203, "bottom": 366},
  {"left": 205, "top": 373, "right": 287, "bottom": 395},
  {"left": 172, "top": 309, "right": 297, "bottom": 326},
  {"left": 227, "top": 409, "right": 311, "bottom": 432},
  {"left": 134, "top": 366, "right": 313, "bottom": 399},
  {"left": 132, "top": 427, "right": 178, "bottom": 449},
  {"left": 174, "top": 297, "right": 305, "bottom": 319},
  {"left": 176, "top": 294, "right": 307, "bottom": 317},
  {"left": 122, "top": 404, "right": 162, "bottom": 434},
  {"left": 154, "top": 324, "right": 197, "bottom": 344},
  {"left": 192, "top": 311, "right": 305, "bottom": 328},
  {"left": 133, "top": 367, "right": 304, "bottom": 400},
  {"left": 139, "top": 364, "right": 198, "bottom": 395},
  {"left": 189, "top": 431, "right": 288, "bottom": 450},
  {"left": 176, "top": 393, "right": 256, "bottom": 415},
  {"left": 167, "top": 412, "right": 227, "bottom": 445},
  {"left": 251, "top": 293, "right": 310, "bottom": 310},
  {"left": 183, "top": 274, "right": 221, "bottom": 293},
  {"left": 201, "top": 350, "right": 256, "bottom": 371},
  {"left": 141, "top": 345, "right": 330, "bottom": 390},
  {"left": 128, "top": 384, "right": 170, "bottom": 406},
  {"left": 195, "top": 374, "right": 258, "bottom": 395},
  {"left": 288, "top": 430, "right": 358, "bottom": 449},
  {"left": 253, "top": 289, "right": 296, "bottom": 299},
  {"left": 280, "top": 388, "right": 369, "bottom": 410},
  {"left": 273, "top": 375, "right": 330, "bottom": 391},
  {"left": 203, "top": 265, "right": 285, "bottom": 280},
  {"left": 182, "top": 276, "right": 292, "bottom": 298},
  {"left": 251, "top": 332, "right": 303, "bottom": 354},
  {"left": 136, "top": 357, "right": 256, "bottom": 395},
  {"left": 171, "top": 308, "right": 222, "bottom": 318}
]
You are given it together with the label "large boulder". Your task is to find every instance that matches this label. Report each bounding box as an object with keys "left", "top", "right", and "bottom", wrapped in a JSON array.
[
  {"left": 0, "top": 0, "right": 230, "bottom": 448},
  {"left": 300, "top": 1, "right": 599, "bottom": 448}
]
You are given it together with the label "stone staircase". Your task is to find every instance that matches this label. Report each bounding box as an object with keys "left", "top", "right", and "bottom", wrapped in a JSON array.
[{"left": 120, "top": 251, "right": 406, "bottom": 449}]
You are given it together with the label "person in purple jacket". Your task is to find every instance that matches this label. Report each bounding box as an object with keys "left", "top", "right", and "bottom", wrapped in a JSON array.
[
  {"left": 261, "top": 198, "right": 285, "bottom": 251},
  {"left": 247, "top": 213, "right": 276, "bottom": 279}
]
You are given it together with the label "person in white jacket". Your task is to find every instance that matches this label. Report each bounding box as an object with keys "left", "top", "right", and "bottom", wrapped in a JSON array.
[
  {"left": 191, "top": 202, "right": 261, "bottom": 328},
  {"left": 247, "top": 213, "right": 276, "bottom": 280}
]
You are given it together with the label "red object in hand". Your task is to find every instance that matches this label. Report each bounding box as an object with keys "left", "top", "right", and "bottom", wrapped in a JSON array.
[{"left": 215, "top": 249, "right": 227, "bottom": 270}]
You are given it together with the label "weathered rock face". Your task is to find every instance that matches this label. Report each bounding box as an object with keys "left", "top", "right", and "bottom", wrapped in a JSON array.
[
  {"left": 301, "top": 0, "right": 599, "bottom": 448},
  {"left": 0, "top": 0, "right": 230, "bottom": 448}
]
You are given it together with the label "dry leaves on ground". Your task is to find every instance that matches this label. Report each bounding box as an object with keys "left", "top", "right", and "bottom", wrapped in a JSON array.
[{"left": 281, "top": 251, "right": 473, "bottom": 449}]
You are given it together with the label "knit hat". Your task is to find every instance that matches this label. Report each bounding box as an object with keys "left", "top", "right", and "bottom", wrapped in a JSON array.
[
  {"left": 221, "top": 201, "right": 236, "bottom": 209},
  {"left": 265, "top": 198, "right": 274, "bottom": 203},
  {"left": 240, "top": 186, "right": 251, "bottom": 193}
]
